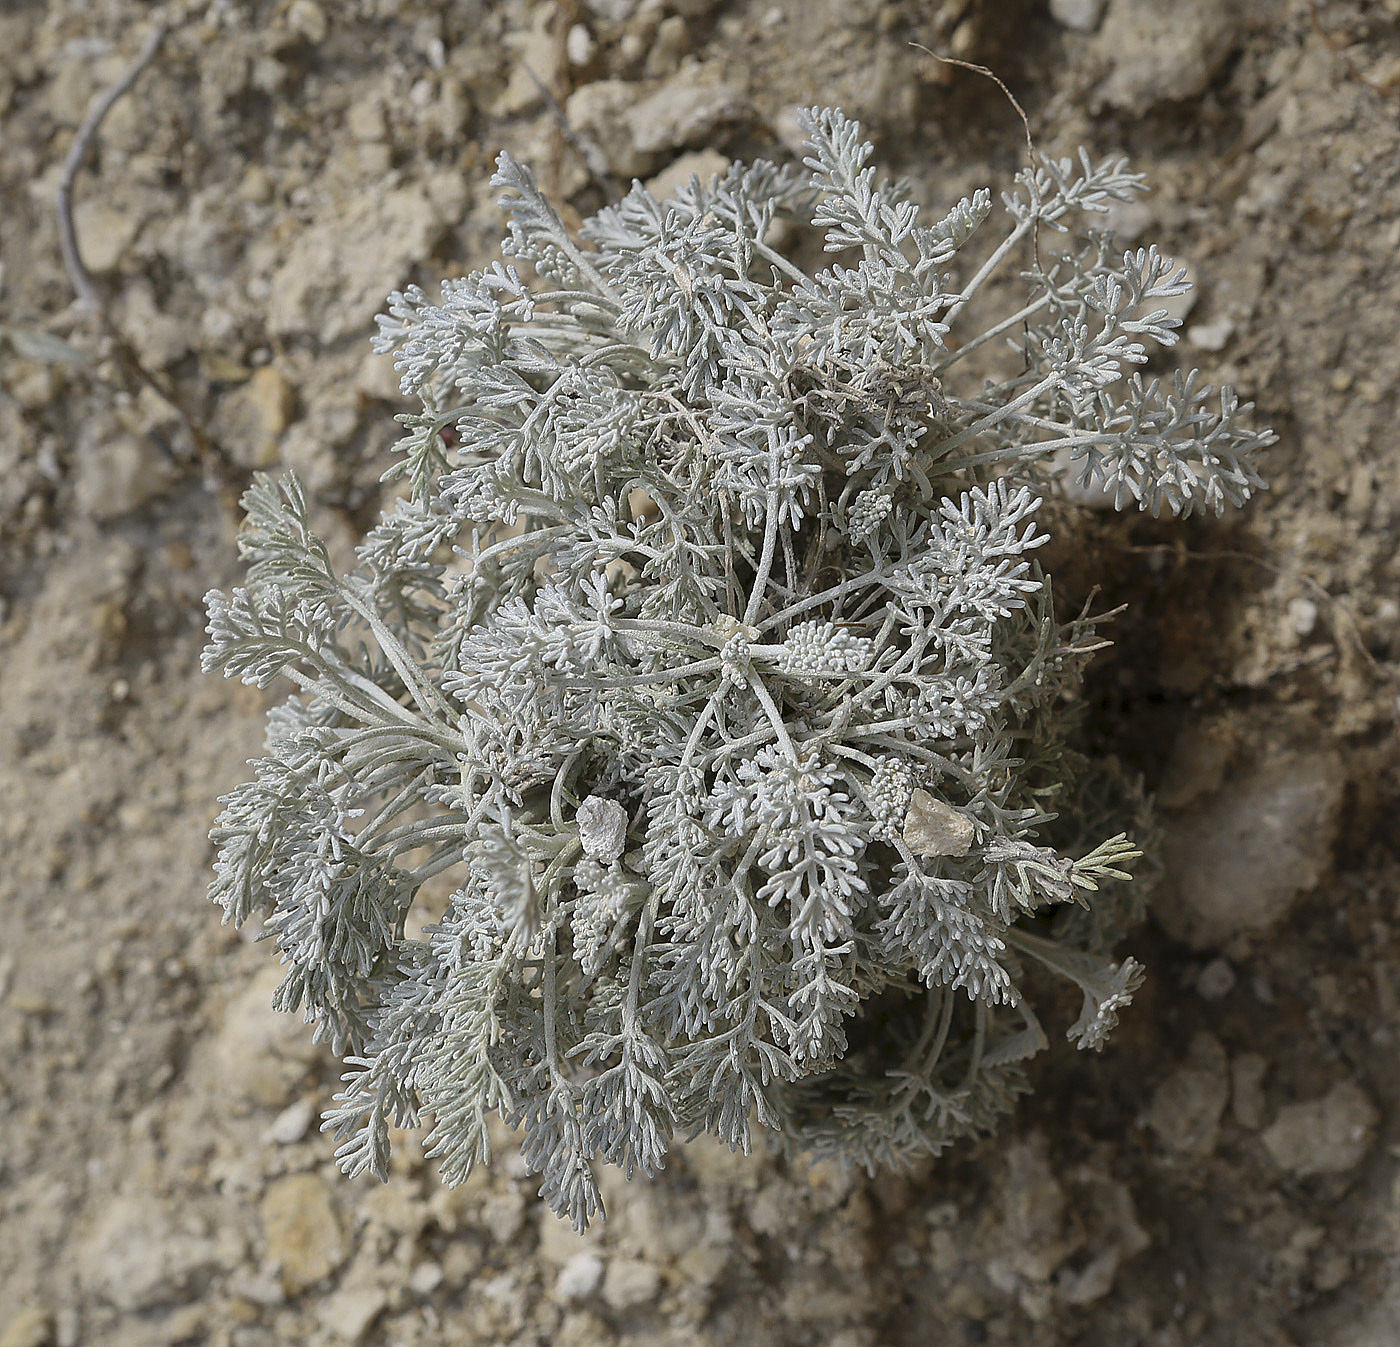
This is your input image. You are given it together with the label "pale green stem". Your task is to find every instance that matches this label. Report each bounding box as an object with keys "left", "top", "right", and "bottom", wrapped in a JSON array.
[
  {"left": 844, "top": 633, "right": 932, "bottom": 711},
  {"left": 613, "top": 617, "right": 721, "bottom": 648},
  {"left": 747, "top": 673, "right": 798, "bottom": 763},
  {"left": 625, "top": 888, "right": 661, "bottom": 1029},
  {"left": 934, "top": 293, "right": 1051, "bottom": 373},
  {"left": 679, "top": 693, "right": 721, "bottom": 769},
  {"left": 757, "top": 566, "right": 889, "bottom": 634},
  {"left": 942, "top": 219, "right": 1031, "bottom": 326},
  {"left": 743, "top": 486, "right": 783, "bottom": 627},
  {"left": 931, "top": 372, "right": 1065, "bottom": 461},
  {"left": 752, "top": 239, "right": 811, "bottom": 288},
  {"left": 470, "top": 526, "right": 568, "bottom": 568},
  {"left": 340, "top": 583, "right": 455, "bottom": 725},
  {"left": 550, "top": 746, "right": 587, "bottom": 830},
  {"left": 571, "top": 657, "right": 722, "bottom": 690},
  {"left": 948, "top": 434, "right": 1119, "bottom": 472}
]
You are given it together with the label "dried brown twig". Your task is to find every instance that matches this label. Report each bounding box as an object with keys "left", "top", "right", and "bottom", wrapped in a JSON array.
[
  {"left": 54, "top": 21, "right": 230, "bottom": 486},
  {"left": 520, "top": 0, "right": 618, "bottom": 208},
  {"left": 56, "top": 23, "right": 167, "bottom": 316},
  {"left": 908, "top": 44, "right": 1043, "bottom": 357}
]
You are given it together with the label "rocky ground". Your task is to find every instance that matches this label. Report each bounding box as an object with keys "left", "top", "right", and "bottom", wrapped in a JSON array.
[{"left": 2, "top": 1, "right": 1399, "bottom": 1344}]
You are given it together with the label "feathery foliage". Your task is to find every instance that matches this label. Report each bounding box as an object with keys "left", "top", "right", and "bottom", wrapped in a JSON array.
[{"left": 205, "top": 108, "right": 1272, "bottom": 1227}]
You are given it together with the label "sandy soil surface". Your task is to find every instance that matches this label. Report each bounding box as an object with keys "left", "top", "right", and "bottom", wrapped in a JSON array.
[{"left": 2, "top": 2, "right": 1399, "bottom": 1345}]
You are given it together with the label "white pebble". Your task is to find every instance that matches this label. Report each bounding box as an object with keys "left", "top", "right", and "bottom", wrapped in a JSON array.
[
  {"left": 1050, "top": 0, "right": 1105, "bottom": 31},
  {"left": 1287, "top": 596, "right": 1319, "bottom": 638},
  {"left": 577, "top": 795, "right": 629, "bottom": 864},
  {"left": 410, "top": 1261, "right": 444, "bottom": 1294},
  {"left": 1195, "top": 958, "right": 1236, "bottom": 1000},
  {"left": 567, "top": 23, "right": 595, "bottom": 65},
  {"left": 555, "top": 1252, "right": 604, "bottom": 1302},
  {"left": 265, "top": 1096, "right": 316, "bottom": 1144},
  {"left": 1187, "top": 317, "right": 1234, "bottom": 351},
  {"left": 1261, "top": 1082, "right": 1378, "bottom": 1176}
]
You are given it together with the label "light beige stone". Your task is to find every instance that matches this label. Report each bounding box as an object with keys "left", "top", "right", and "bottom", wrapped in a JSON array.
[
  {"left": 260, "top": 1173, "right": 346, "bottom": 1295},
  {"left": 0, "top": 1308, "right": 54, "bottom": 1347},
  {"left": 601, "top": 1257, "right": 661, "bottom": 1310},
  {"left": 1144, "top": 1032, "right": 1230, "bottom": 1157},
  {"left": 624, "top": 77, "right": 746, "bottom": 158},
  {"left": 79, "top": 1194, "right": 224, "bottom": 1311},
  {"left": 317, "top": 1284, "right": 387, "bottom": 1342},
  {"left": 73, "top": 429, "right": 172, "bottom": 521},
  {"left": 211, "top": 965, "right": 322, "bottom": 1111},
  {"left": 73, "top": 200, "right": 142, "bottom": 273},
  {"left": 645, "top": 149, "right": 731, "bottom": 202},
  {"left": 1158, "top": 749, "right": 1344, "bottom": 948},
  {"left": 902, "top": 789, "right": 975, "bottom": 857},
  {"left": 1262, "top": 1082, "right": 1379, "bottom": 1177}
]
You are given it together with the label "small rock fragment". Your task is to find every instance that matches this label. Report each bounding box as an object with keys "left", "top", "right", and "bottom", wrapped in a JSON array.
[
  {"left": 264, "top": 1095, "right": 316, "bottom": 1145},
  {"left": 260, "top": 1173, "right": 346, "bottom": 1295},
  {"left": 216, "top": 366, "right": 298, "bottom": 469},
  {"left": 1144, "top": 1032, "right": 1229, "bottom": 1156},
  {"left": 1195, "top": 958, "right": 1236, "bottom": 1000},
  {"left": 495, "top": 7, "right": 557, "bottom": 116},
  {"left": 1286, "top": 596, "right": 1319, "bottom": 638},
  {"left": 79, "top": 1195, "right": 223, "bottom": 1311},
  {"left": 577, "top": 795, "right": 629, "bottom": 863},
  {"left": 1050, "top": 0, "right": 1106, "bottom": 30},
  {"left": 74, "top": 429, "right": 172, "bottom": 521},
  {"left": 1187, "top": 317, "right": 1234, "bottom": 351},
  {"left": 1093, "top": 0, "right": 1240, "bottom": 113},
  {"left": 626, "top": 486, "right": 660, "bottom": 523},
  {"left": 316, "top": 1284, "right": 387, "bottom": 1343},
  {"left": 1261, "top": 1082, "right": 1379, "bottom": 1177},
  {"left": 566, "top": 79, "right": 647, "bottom": 177},
  {"left": 556, "top": 1252, "right": 604, "bottom": 1302},
  {"left": 984, "top": 1135, "right": 1080, "bottom": 1310},
  {"left": 567, "top": 23, "right": 595, "bottom": 66},
  {"left": 346, "top": 98, "right": 387, "bottom": 144},
  {"left": 409, "top": 1261, "right": 444, "bottom": 1295},
  {"left": 73, "top": 200, "right": 143, "bottom": 273},
  {"left": 1102, "top": 196, "right": 1156, "bottom": 242},
  {"left": 358, "top": 349, "right": 405, "bottom": 402},
  {"left": 480, "top": 1188, "right": 528, "bottom": 1244},
  {"left": 279, "top": 392, "right": 363, "bottom": 496},
  {"left": 120, "top": 282, "right": 190, "bottom": 369},
  {"left": 902, "top": 789, "right": 975, "bottom": 857},
  {"left": 246, "top": 366, "right": 298, "bottom": 434},
  {"left": 1056, "top": 1174, "right": 1150, "bottom": 1306},
  {"left": 0, "top": 1308, "right": 53, "bottom": 1347},
  {"left": 435, "top": 74, "right": 473, "bottom": 143},
  {"left": 623, "top": 77, "right": 746, "bottom": 159},
  {"left": 238, "top": 170, "right": 273, "bottom": 210},
  {"left": 213, "top": 965, "right": 323, "bottom": 1111},
  {"left": 267, "top": 186, "right": 442, "bottom": 342},
  {"left": 287, "top": 0, "right": 329, "bottom": 42},
  {"left": 1157, "top": 749, "right": 1344, "bottom": 948},
  {"left": 645, "top": 148, "right": 731, "bottom": 201},
  {"left": 602, "top": 1257, "right": 661, "bottom": 1310},
  {"left": 645, "top": 16, "right": 690, "bottom": 78}
]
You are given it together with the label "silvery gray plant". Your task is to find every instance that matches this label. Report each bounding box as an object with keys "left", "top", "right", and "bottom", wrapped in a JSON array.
[{"left": 204, "top": 108, "right": 1272, "bottom": 1228}]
